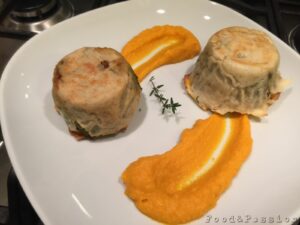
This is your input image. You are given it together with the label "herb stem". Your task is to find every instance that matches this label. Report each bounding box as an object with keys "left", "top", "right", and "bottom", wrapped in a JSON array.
[{"left": 149, "top": 76, "right": 181, "bottom": 114}]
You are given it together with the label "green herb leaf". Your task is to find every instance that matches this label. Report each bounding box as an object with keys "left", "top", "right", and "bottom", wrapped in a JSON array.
[{"left": 149, "top": 76, "right": 181, "bottom": 115}]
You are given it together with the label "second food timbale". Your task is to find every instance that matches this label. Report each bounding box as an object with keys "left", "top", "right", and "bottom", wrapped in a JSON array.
[{"left": 185, "top": 26, "right": 288, "bottom": 117}]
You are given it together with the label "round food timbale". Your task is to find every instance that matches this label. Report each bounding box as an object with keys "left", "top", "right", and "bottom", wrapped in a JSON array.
[
  {"left": 52, "top": 47, "right": 141, "bottom": 139},
  {"left": 186, "top": 26, "right": 288, "bottom": 117}
]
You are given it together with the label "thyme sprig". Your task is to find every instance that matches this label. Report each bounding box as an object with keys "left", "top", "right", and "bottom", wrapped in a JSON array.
[{"left": 149, "top": 76, "right": 181, "bottom": 114}]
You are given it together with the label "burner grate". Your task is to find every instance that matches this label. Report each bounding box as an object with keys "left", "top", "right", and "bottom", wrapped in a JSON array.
[
  {"left": 0, "top": 0, "right": 74, "bottom": 34},
  {"left": 214, "top": 0, "right": 300, "bottom": 52}
]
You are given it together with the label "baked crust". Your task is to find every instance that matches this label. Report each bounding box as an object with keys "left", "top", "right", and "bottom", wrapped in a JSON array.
[
  {"left": 52, "top": 47, "right": 141, "bottom": 138},
  {"left": 188, "top": 26, "right": 287, "bottom": 117}
]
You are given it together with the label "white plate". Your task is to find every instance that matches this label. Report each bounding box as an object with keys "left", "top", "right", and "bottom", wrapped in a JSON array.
[{"left": 1, "top": 0, "right": 300, "bottom": 224}]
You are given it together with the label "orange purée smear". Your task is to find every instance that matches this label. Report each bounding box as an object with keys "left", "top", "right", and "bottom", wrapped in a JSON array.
[
  {"left": 122, "top": 114, "right": 252, "bottom": 224},
  {"left": 121, "top": 25, "right": 201, "bottom": 82}
]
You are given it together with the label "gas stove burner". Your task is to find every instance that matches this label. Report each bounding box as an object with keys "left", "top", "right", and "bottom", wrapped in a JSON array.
[
  {"left": 11, "top": 0, "right": 58, "bottom": 22},
  {"left": 289, "top": 25, "right": 300, "bottom": 53},
  {"left": 1, "top": 0, "right": 74, "bottom": 34}
]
